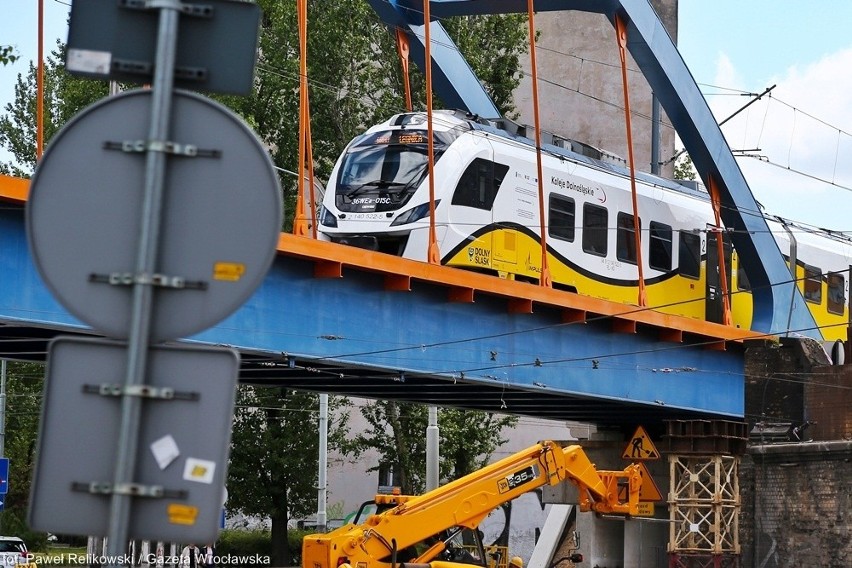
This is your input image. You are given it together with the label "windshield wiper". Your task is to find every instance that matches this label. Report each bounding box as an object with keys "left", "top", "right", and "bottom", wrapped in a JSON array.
[{"left": 345, "top": 180, "right": 409, "bottom": 197}]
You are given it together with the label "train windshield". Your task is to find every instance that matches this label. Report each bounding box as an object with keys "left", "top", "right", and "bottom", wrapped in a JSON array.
[{"left": 335, "top": 130, "right": 452, "bottom": 213}]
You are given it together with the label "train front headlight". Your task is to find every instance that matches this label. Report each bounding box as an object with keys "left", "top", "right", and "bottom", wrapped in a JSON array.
[
  {"left": 319, "top": 205, "right": 338, "bottom": 227},
  {"left": 390, "top": 200, "right": 441, "bottom": 226}
]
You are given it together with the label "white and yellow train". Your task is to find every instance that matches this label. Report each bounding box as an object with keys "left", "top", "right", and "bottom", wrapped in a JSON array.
[{"left": 317, "top": 110, "right": 852, "bottom": 341}]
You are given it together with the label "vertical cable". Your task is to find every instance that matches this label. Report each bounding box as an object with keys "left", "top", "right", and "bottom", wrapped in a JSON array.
[
  {"left": 395, "top": 29, "right": 413, "bottom": 112},
  {"left": 527, "top": 0, "right": 551, "bottom": 287},
  {"left": 36, "top": 0, "right": 44, "bottom": 160},
  {"left": 424, "top": 1, "right": 440, "bottom": 264},
  {"left": 615, "top": 14, "right": 646, "bottom": 306},
  {"left": 293, "top": 0, "right": 308, "bottom": 236},
  {"left": 294, "top": 0, "right": 317, "bottom": 238},
  {"left": 707, "top": 175, "right": 733, "bottom": 326}
]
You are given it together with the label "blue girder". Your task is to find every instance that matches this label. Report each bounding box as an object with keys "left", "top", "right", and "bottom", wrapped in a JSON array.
[
  {"left": 372, "top": 0, "right": 818, "bottom": 338},
  {"left": 0, "top": 205, "right": 744, "bottom": 425}
]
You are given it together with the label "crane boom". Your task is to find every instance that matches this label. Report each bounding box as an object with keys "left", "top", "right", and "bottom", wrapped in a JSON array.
[{"left": 303, "top": 441, "right": 642, "bottom": 568}]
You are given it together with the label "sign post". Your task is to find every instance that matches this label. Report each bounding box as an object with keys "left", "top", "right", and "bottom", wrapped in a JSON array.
[
  {"left": 621, "top": 426, "right": 663, "bottom": 516},
  {"left": 26, "top": 0, "right": 279, "bottom": 553}
]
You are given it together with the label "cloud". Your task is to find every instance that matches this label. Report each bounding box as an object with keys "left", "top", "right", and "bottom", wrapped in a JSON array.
[{"left": 707, "top": 47, "right": 852, "bottom": 231}]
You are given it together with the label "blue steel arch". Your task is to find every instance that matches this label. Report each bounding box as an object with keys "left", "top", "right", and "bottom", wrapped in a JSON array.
[{"left": 367, "top": 0, "right": 818, "bottom": 339}]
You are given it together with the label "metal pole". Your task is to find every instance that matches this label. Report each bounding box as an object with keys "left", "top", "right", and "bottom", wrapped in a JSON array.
[
  {"left": 650, "top": 93, "right": 660, "bottom": 175},
  {"left": 426, "top": 406, "right": 439, "bottom": 491},
  {"left": 316, "top": 393, "right": 328, "bottom": 531},
  {"left": 105, "top": 2, "right": 180, "bottom": 563}
]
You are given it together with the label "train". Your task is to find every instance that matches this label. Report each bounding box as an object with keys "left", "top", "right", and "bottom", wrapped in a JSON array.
[{"left": 316, "top": 109, "right": 852, "bottom": 342}]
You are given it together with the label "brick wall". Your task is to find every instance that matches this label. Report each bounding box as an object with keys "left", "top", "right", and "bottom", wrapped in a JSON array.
[
  {"left": 740, "top": 442, "right": 852, "bottom": 568},
  {"left": 745, "top": 338, "right": 851, "bottom": 441},
  {"left": 805, "top": 365, "right": 852, "bottom": 441}
]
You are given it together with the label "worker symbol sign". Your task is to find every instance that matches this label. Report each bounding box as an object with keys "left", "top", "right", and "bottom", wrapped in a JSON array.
[{"left": 622, "top": 426, "right": 660, "bottom": 460}]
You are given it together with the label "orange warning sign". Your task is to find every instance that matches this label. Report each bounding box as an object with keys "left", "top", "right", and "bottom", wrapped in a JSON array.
[
  {"left": 618, "top": 463, "right": 663, "bottom": 504},
  {"left": 622, "top": 426, "right": 660, "bottom": 460},
  {"left": 636, "top": 462, "right": 663, "bottom": 502}
]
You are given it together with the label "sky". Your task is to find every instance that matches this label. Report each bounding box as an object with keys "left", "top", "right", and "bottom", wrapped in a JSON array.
[{"left": 2, "top": 0, "right": 852, "bottom": 231}]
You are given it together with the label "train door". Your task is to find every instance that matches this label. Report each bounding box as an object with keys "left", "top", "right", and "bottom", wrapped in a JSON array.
[
  {"left": 705, "top": 230, "right": 733, "bottom": 324},
  {"left": 446, "top": 150, "right": 504, "bottom": 272}
]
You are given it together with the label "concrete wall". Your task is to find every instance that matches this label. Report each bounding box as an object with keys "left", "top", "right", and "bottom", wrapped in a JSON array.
[{"left": 514, "top": 0, "right": 678, "bottom": 178}]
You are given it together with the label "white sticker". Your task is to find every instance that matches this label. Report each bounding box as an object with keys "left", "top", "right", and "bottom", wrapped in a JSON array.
[
  {"left": 66, "top": 48, "right": 112, "bottom": 75},
  {"left": 183, "top": 458, "right": 216, "bottom": 484},
  {"left": 150, "top": 434, "right": 180, "bottom": 470},
  {"left": 689, "top": 523, "right": 701, "bottom": 533}
]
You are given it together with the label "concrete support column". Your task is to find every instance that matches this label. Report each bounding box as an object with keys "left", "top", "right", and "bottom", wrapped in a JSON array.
[{"left": 624, "top": 520, "right": 667, "bottom": 568}]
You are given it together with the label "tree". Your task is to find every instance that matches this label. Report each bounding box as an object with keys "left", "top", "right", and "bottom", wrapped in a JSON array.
[
  {"left": 1, "top": 362, "right": 47, "bottom": 547},
  {"left": 0, "top": 0, "right": 532, "bottom": 549},
  {"left": 226, "top": 0, "right": 529, "bottom": 228},
  {"left": 673, "top": 151, "right": 697, "bottom": 181},
  {"left": 1, "top": 46, "right": 19, "bottom": 66},
  {"left": 227, "top": 387, "right": 349, "bottom": 566},
  {"left": 0, "top": 41, "right": 107, "bottom": 176},
  {"left": 345, "top": 401, "right": 518, "bottom": 494}
]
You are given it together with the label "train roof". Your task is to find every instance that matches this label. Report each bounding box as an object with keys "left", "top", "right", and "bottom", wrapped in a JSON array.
[
  {"left": 385, "top": 110, "right": 708, "bottom": 199},
  {"left": 382, "top": 111, "right": 852, "bottom": 247}
]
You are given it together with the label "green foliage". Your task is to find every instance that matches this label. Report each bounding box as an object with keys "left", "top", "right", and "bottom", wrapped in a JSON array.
[
  {"left": 286, "top": 529, "right": 313, "bottom": 564},
  {"left": 444, "top": 14, "right": 529, "bottom": 120},
  {"left": 226, "top": 388, "right": 349, "bottom": 565},
  {"left": 215, "top": 529, "right": 272, "bottom": 565},
  {"left": 0, "top": 40, "right": 108, "bottom": 176},
  {"left": 225, "top": 0, "right": 528, "bottom": 228},
  {"left": 1, "top": 510, "right": 47, "bottom": 552},
  {"left": 0, "top": 2, "right": 532, "bottom": 550},
  {"left": 1, "top": 45, "right": 19, "bottom": 66},
  {"left": 343, "top": 401, "right": 518, "bottom": 494},
  {"left": 1, "top": 362, "right": 47, "bottom": 547},
  {"left": 673, "top": 151, "right": 697, "bottom": 181},
  {"left": 215, "top": 529, "right": 310, "bottom": 567}
]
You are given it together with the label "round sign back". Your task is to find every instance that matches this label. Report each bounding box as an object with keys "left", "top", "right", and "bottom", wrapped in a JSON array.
[{"left": 27, "top": 89, "right": 282, "bottom": 342}]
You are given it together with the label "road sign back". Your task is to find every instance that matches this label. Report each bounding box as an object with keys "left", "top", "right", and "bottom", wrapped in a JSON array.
[
  {"left": 29, "top": 336, "right": 239, "bottom": 542},
  {"left": 27, "top": 89, "right": 281, "bottom": 342},
  {"left": 622, "top": 426, "right": 660, "bottom": 460}
]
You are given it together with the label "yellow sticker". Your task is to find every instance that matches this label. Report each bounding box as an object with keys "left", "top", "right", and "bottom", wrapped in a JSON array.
[
  {"left": 635, "top": 502, "right": 655, "bottom": 517},
  {"left": 167, "top": 503, "right": 199, "bottom": 525},
  {"left": 213, "top": 262, "right": 246, "bottom": 281}
]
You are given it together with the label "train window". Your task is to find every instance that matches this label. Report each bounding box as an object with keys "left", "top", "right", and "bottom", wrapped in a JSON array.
[
  {"left": 548, "top": 195, "right": 575, "bottom": 242},
  {"left": 827, "top": 273, "right": 845, "bottom": 313},
  {"left": 679, "top": 231, "right": 700, "bottom": 279},
  {"left": 649, "top": 222, "right": 673, "bottom": 271},
  {"left": 616, "top": 212, "right": 640, "bottom": 265},
  {"left": 451, "top": 159, "right": 509, "bottom": 211},
  {"left": 737, "top": 263, "right": 751, "bottom": 291},
  {"left": 803, "top": 265, "right": 822, "bottom": 304},
  {"left": 827, "top": 273, "right": 845, "bottom": 314},
  {"left": 582, "top": 203, "right": 608, "bottom": 257}
]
